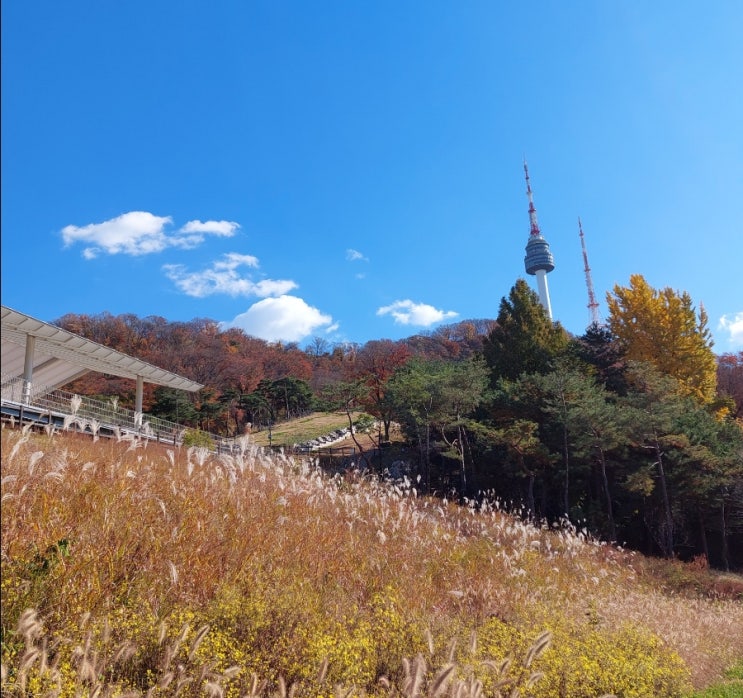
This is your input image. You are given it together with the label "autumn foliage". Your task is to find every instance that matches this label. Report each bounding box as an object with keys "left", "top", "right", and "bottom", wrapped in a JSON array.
[
  {"left": 48, "top": 276, "right": 743, "bottom": 570},
  {"left": 607, "top": 274, "right": 717, "bottom": 403}
]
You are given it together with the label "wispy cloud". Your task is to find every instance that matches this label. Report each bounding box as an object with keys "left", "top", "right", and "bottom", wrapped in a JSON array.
[
  {"left": 61, "top": 211, "right": 239, "bottom": 258},
  {"left": 346, "top": 248, "right": 369, "bottom": 262},
  {"left": 222, "top": 295, "right": 335, "bottom": 342},
  {"left": 718, "top": 312, "right": 743, "bottom": 349},
  {"left": 377, "top": 300, "right": 458, "bottom": 326},
  {"left": 163, "top": 253, "right": 297, "bottom": 298}
]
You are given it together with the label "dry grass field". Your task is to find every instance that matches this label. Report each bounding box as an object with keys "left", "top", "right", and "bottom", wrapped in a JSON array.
[{"left": 1, "top": 425, "right": 742, "bottom": 697}]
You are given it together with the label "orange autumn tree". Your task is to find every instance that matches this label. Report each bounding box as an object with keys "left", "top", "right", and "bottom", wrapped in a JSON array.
[{"left": 607, "top": 274, "right": 717, "bottom": 403}]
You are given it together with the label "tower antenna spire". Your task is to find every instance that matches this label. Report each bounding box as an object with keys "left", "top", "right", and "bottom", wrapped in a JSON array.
[
  {"left": 578, "top": 218, "right": 601, "bottom": 327},
  {"left": 524, "top": 161, "right": 541, "bottom": 238},
  {"left": 522, "top": 161, "right": 555, "bottom": 320}
]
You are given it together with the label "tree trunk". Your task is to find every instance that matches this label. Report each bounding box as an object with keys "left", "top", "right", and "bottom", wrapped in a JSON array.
[
  {"left": 345, "top": 404, "right": 371, "bottom": 470},
  {"left": 426, "top": 423, "right": 431, "bottom": 491},
  {"left": 458, "top": 423, "right": 467, "bottom": 494},
  {"left": 462, "top": 426, "right": 476, "bottom": 495},
  {"left": 721, "top": 497, "right": 730, "bottom": 572},
  {"left": 562, "top": 422, "right": 570, "bottom": 518},
  {"left": 416, "top": 423, "right": 427, "bottom": 489},
  {"left": 383, "top": 417, "right": 391, "bottom": 442},
  {"left": 698, "top": 510, "right": 709, "bottom": 563},
  {"left": 654, "top": 437, "right": 674, "bottom": 557},
  {"left": 597, "top": 447, "right": 616, "bottom": 542},
  {"left": 527, "top": 471, "right": 535, "bottom": 520}
]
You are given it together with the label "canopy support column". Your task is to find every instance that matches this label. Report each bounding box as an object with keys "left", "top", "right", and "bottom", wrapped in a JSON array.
[
  {"left": 22, "top": 335, "right": 36, "bottom": 404},
  {"left": 135, "top": 375, "right": 144, "bottom": 414}
]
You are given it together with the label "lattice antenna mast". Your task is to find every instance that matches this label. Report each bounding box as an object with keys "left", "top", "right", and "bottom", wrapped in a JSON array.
[
  {"left": 578, "top": 217, "right": 601, "bottom": 326},
  {"left": 525, "top": 162, "right": 541, "bottom": 237}
]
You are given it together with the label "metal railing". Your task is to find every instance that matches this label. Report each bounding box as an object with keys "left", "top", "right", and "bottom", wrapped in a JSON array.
[
  {"left": 1, "top": 375, "right": 356, "bottom": 460},
  {"left": 0, "top": 374, "right": 239, "bottom": 451}
]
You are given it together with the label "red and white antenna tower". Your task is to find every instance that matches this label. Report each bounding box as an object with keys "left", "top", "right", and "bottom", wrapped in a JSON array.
[
  {"left": 578, "top": 218, "right": 601, "bottom": 326},
  {"left": 523, "top": 162, "right": 556, "bottom": 320}
]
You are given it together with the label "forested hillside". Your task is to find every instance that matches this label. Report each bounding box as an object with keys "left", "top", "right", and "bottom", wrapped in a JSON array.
[{"left": 55, "top": 275, "right": 743, "bottom": 570}]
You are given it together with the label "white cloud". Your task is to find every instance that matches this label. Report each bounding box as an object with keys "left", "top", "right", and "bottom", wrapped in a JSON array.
[
  {"left": 62, "top": 211, "right": 240, "bottom": 257},
  {"left": 222, "top": 295, "right": 334, "bottom": 342},
  {"left": 169, "top": 235, "right": 205, "bottom": 250},
  {"left": 718, "top": 312, "right": 743, "bottom": 349},
  {"left": 377, "top": 300, "right": 458, "bottom": 326},
  {"left": 213, "top": 252, "right": 260, "bottom": 269},
  {"left": 346, "top": 248, "right": 369, "bottom": 262},
  {"left": 163, "top": 253, "right": 297, "bottom": 298},
  {"left": 180, "top": 219, "right": 239, "bottom": 236},
  {"left": 62, "top": 211, "right": 173, "bottom": 258}
]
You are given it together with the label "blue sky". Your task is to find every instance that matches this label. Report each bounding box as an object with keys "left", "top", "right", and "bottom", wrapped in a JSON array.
[{"left": 2, "top": 1, "right": 742, "bottom": 351}]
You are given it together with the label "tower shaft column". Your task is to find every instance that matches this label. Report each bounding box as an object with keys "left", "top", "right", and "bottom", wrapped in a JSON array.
[{"left": 535, "top": 270, "right": 553, "bottom": 320}]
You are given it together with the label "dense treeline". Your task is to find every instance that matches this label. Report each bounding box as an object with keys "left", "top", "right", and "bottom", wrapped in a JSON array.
[
  {"left": 56, "top": 313, "right": 493, "bottom": 431},
  {"left": 56, "top": 275, "right": 743, "bottom": 569}
]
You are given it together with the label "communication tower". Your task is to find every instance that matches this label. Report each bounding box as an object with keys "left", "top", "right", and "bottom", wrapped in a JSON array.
[
  {"left": 523, "top": 162, "right": 555, "bottom": 320},
  {"left": 578, "top": 218, "right": 601, "bottom": 326}
]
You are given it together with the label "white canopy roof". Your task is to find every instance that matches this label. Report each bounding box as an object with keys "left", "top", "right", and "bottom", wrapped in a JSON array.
[{"left": 1, "top": 305, "right": 203, "bottom": 393}]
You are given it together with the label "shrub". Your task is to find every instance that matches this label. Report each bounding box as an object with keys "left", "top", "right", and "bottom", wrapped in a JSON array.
[
  {"left": 474, "top": 616, "right": 691, "bottom": 698},
  {"left": 181, "top": 429, "right": 213, "bottom": 448},
  {"left": 354, "top": 413, "right": 376, "bottom": 433}
]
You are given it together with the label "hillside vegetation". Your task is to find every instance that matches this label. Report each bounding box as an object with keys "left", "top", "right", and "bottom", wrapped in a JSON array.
[
  {"left": 2, "top": 428, "right": 742, "bottom": 697},
  {"left": 55, "top": 277, "right": 743, "bottom": 570}
]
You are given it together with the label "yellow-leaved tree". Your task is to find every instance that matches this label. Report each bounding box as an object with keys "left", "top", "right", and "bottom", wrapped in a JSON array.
[{"left": 607, "top": 274, "right": 717, "bottom": 403}]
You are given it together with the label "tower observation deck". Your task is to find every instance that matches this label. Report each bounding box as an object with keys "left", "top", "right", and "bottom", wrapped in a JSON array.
[{"left": 523, "top": 162, "right": 555, "bottom": 320}]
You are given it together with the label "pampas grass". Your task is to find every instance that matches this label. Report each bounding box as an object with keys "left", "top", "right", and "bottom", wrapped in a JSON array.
[{"left": 1, "top": 428, "right": 741, "bottom": 696}]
